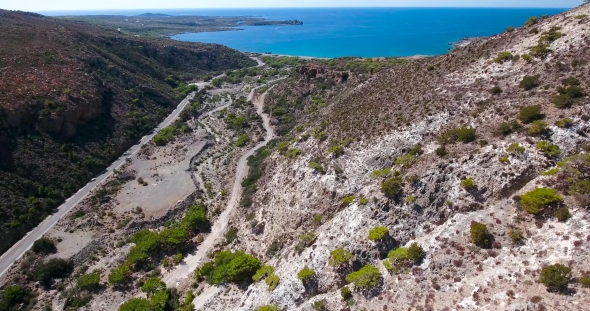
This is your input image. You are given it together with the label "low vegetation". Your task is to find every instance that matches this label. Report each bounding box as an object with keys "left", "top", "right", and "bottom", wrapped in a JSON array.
[
  {"left": 194, "top": 250, "right": 262, "bottom": 285},
  {"left": 345, "top": 264, "right": 381, "bottom": 290},
  {"left": 539, "top": 264, "right": 571, "bottom": 290},
  {"left": 470, "top": 221, "right": 492, "bottom": 248},
  {"left": 519, "top": 188, "right": 563, "bottom": 215}
]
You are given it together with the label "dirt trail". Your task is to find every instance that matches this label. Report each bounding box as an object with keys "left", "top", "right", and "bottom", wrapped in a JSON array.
[{"left": 162, "top": 83, "right": 278, "bottom": 289}]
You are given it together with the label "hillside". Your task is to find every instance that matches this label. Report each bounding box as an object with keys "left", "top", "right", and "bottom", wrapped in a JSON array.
[
  {"left": 1, "top": 5, "right": 590, "bottom": 311},
  {"left": 0, "top": 10, "right": 255, "bottom": 255}
]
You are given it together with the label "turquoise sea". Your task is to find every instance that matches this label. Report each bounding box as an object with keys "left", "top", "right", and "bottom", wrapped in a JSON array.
[{"left": 45, "top": 8, "right": 568, "bottom": 58}]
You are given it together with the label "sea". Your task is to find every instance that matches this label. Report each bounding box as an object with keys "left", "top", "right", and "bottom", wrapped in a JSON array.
[{"left": 43, "top": 8, "right": 569, "bottom": 58}]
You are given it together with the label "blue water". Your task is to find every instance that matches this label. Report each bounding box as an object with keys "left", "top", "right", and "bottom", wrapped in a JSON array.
[{"left": 43, "top": 8, "right": 568, "bottom": 58}]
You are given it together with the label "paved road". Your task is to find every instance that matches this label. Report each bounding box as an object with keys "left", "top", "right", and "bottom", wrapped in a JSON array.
[{"left": 0, "top": 93, "right": 198, "bottom": 278}]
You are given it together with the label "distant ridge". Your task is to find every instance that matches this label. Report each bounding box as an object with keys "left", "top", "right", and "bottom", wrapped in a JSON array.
[{"left": 138, "top": 13, "right": 171, "bottom": 17}]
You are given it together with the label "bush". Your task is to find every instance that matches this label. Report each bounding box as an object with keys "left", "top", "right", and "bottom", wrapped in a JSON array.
[
  {"left": 520, "top": 188, "right": 563, "bottom": 215},
  {"left": 508, "top": 230, "right": 525, "bottom": 244},
  {"left": 528, "top": 120, "right": 547, "bottom": 136},
  {"left": 536, "top": 141, "right": 561, "bottom": 157},
  {"left": 257, "top": 305, "right": 281, "bottom": 311},
  {"left": 539, "top": 264, "right": 571, "bottom": 290},
  {"left": 235, "top": 133, "right": 249, "bottom": 147},
  {"left": 368, "top": 226, "right": 389, "bottom": 242},
  {"left": 32, "top": 238, "right": 56, "bottom": 254},
  {"left": 470, "top": 221, "right": 492, "bottom": 248},
  {"left": 312, "top": 300, "right": 327, "bottom": 311},
  {"left": 297, "top": 266, "right": 315, "bottom": 282},
  {"left": 77, "top": 272, "right": 101, "bottom": 291},
  {"left": 308, "top": 161, "right": 325, "bottom": 174},
  {"left": 118, "top": 298, "right": 153, "bottom": 311},
  {"left": 33, "top": 258, "right": 73, "bottom": 287},
  {"left": 438, "top": 127, "right": 477, "bottom": 145},
  {"left": 461, "top": 178, "right": 475, "bottom": 190},
  {"left": 580, "top": 275, "right": 590, "bottom": 288},
  {"left": 551, "top": 94, "right": 573, "bottom": 109},
  {"left": 558, "top": 85, "right": 586, "bottom": 98},
  {"left": 225, "top": 227, "right": 239, "bottom": 244},
  {"left": 489, "top": 86, "right": 503, "bottom": 95},
  {"left": 407, "top": 243, "right": 426, "bottom": 263},
  {"left": 381, "top": 176, "right": 402, "bottom": 198},
  {"left": 524, "top": 16, "right": 538, "bottom": 27},
  {"left": 285, "top": 148, "right": 302, "bottom": 159},
  {"left": 265, "top": 274, "right": 279, "bottom": 291},
  {"left": 519, "top": 75, "right": 541, "bottom": 91},
  {"left": 435, "top": 146, "right": 447, "bottom": 157},
  {"left": 108, "top": 264, "right": 130, "bottom": 286},
  {"left": 554, "top": 207, "right": 571, "bottom": 222},
  {"left": 329, "top": 248, "right": 353, "bottom": 267},
  {"left": 340, "top": 286, "right": 352, "bottom": 299},
  {"left": 0, "top": 285, "right": 32, "bottom": 311},
  {"left": 201, "top": 251, "right": 262, "bottom": 285},
  {"left": 521, "top": 54, "right": 532, "bottom": 62},
  {"left": 494, "top": 52, "right": 513, "bottom": 63},
  {"left": 530, "top": 43, "right": 551, "bottom": 56},
  {"left": 141, "top": 277, "right": 166, "bottom": 297},
  {"left": 555, "top": 118, "right": 574, "bottom": 128},
  {"left": 328, "top": 144, "right": 345, "bottom": 157},
  {"left": 507, "top": 143, "right": 525, "bottom": 154},
  {"left": 253, "top": 265, "right": 274, "bottom": 282},
  {"left": 341, "top": 195, "right": 356, "bottom": 205},
  {"left": 345, "top": 265, "right": 381, "bottom": 289},
  {"left": 499, "top": 157, "right": 509, "bottom": 163}
]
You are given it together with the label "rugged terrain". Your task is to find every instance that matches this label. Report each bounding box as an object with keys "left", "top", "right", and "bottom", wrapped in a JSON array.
[
  {"left": 0, "top": 9, "right": 255, "bottom": 255},
  {"left": 1, "top": 4, "right": 590, "bottom": 311}
]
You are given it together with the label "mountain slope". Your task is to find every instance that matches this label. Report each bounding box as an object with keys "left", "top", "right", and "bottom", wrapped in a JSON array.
[
  {"left": 202, "top": 5, "right": 590, "bottom": 311},
  {"left": 0, "top": 10, "right": 255, "bottom": 254}
]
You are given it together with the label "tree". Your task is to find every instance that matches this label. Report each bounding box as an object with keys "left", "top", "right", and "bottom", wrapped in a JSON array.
[
  {"left": 368, "top": 226, "right": 389, "bottom": 242},
  {"left": 540, "top": 264, "right": 571, "bottom": 290},
  {"left": 32, "top": 238, "right": 56, "bottom": 254},
  {"left": 77, "top": 272, "right": 101, "bottom": 291},
  {"left": 345, "top": 265, "right": 381, "bottom": 289},
  {"left": 329, "top": 248, "right": 353, "bottom": 267},
  {"left": 141, "top": 277, "right": 167, "bottom": 297},
  {"left": 0, "top": 285, "right": 32, "bottom": 311},
  {"left": 33, "top": 258, "right": 73, "bottom": 287},
  {"left": 118, "top": 298, "right": 154, "bottom": 311},
  {"left": 108, "top": 264, "right": 131, "bottom": 286}
]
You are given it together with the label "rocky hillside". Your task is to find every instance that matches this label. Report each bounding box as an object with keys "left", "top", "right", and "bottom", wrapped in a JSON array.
[
  {"left": 203, "top": 5, "right": 590, "bottom": 311},
  {"left": 0, "top": 10, "right": 255, "bottom": 254}
]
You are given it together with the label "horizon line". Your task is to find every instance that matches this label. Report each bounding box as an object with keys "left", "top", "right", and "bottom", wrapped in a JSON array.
[{"left": 35, "top": 6, "right": 574, "bottom": 13}]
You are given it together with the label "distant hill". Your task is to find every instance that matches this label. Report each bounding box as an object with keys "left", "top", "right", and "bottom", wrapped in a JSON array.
[
  {"left": 138, "top": 13, "right": 171, "bottom": 17},
  {"left": 0, "top": 9, "right": 255, "bottom": 254}
]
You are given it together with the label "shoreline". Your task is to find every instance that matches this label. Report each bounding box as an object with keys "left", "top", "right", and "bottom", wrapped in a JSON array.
[{"left": 246, "top": 52, "right": 433, "bottom": 61}]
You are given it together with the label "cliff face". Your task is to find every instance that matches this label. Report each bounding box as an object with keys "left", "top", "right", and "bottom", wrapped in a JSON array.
[
  {"left": 0, "top": 10, "right": 255, "bottom": 254},
  {"left": 203, "top": 5, "right": 590, "bottom": 311}
]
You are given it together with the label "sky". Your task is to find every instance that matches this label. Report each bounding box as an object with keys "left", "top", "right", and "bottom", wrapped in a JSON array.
[{"left": 0, "top": 0, "right": 580, "bottom": 12}]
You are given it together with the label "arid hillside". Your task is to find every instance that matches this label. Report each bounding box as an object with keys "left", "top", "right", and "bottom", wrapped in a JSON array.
[{"left": 0, "top": 10, "right": 255, "bottom": 254}]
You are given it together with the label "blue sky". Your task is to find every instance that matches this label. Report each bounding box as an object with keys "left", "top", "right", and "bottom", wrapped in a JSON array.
[{"left": 1, "top": 0, "right": 580, "bottom": 11}]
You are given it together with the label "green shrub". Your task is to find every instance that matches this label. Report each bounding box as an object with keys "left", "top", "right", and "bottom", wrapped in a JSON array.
[
  {"left": 253, "top": 265, "right": 275, "bottom": 282},
  {"left": 368, "top": 226, "right": 389, "bottom": 242},
  {"left": 33, "top": 258, "right": 73, "bottom": 287},
  {"left": 508, "top": 230, "right": 525, "bottom": 244},
  {"left": 311, "top": 300, "right": 327, "bottom": 311},
  {"left": 521, "top": 54, "right": 532, "bottom": 62},
  {"left": 505, "top": 25, "right": 515, "bottom": 32},
  {"left": 539, "top": 26, "right": 562, "bottom": 43},
  {"left": 141, "top": 277, "right": 166, "bottom": 297},
  {"left": 499, "top": 157, "right": 509, "bottom": 163},
  {"left": 0, "top": 285, "right": 32, "bottom": 311},
  {"left": 257, "top": 305, "right": 281, "bottom": 311},
  {"left": 490, "top": 86, "right": 503, "bottom": 95},
  {"left": 438, "top": 127, "right": 477, "bottom": 145},
  {"left": 32, "top": 238, "right": 56, "bottom": 254},
  {"left": 265, "top": 274, "right": 280, "bottom": 291},
  {"left": 297, "top": 267, "right": 315, "bottom": 282},
  {"left": 285, "top": 148, "right": 302, "bottom": 159},
  {"left": 308, "top": 161, "right": 325, "bottom": 174},
  {"left": 461, "top": 178, "right": 475, "bottom": 190},
  {"left": 507, "top": 143, "right": 525, "bottom": 154},
  {"left": 494, "top": 52, "right": 513, "bottom": 63},
  {"left": 407, "top": 243, "right": 426, "bottom": 263},
  {"left": 519, "top": 75, "right": 541, "bottom": 91},
  {"left": 524, "top": 16, "right": 538, "bottom": 27},
  {"left": 345, "top": 265, "right": 381, "bottom": 289},
  {"left": 371, "top": 168, "right": 391, "bottom": 178},
  {"left": 108, "top": 264, "right": 131, "bottom": 286},
  {"left": 341, "top": 195, "right": 356, "bottom": 205},
  {"left": 528, "top": 120, "right": 547, "bottom": 136},
  {"left": 580, "top": 275, "right": 590, "bottom": 288},
  {"left": 536, "top": 141, "right": 561, "bottom": 157},
  {"left": 555, "top": 118, "right": 574, "bottom": 128},
  {"left": 470, "top": 221, "right": 492, "bottom": 248},
  {"left": 435, "top": 146, "right": 447, "bottom": 157},
  {"left": 542, "top": 168, "right": 559, "bottom": 176},
  {"left": 225, "top": 227, "right": 239, "bottom": 244},
  {"left": 195, "top": 251, "right": 262, "bottom": 285},
  {"left": 77, "top": 272, "right": 101, "bottom": 291},
  {"left": 329, "top": 248, "right": 353, "bottom": 267},
  {"left": 381, "top": 176, "right": 402, "bottom": 198},
  {"left": 520, "top": 188, "right": 563, "bottom": 215},
  {"left": 153, "top": 125, "right": 180, "bottom": 146},
  {"left": 395, "top": 154, "right": 416, "bottom": 167},
  {"left": 295, "top": 232, "right": 317, "bottom": 253},
  {"left": 575, "top": 14, "right": 588, "bottom": 19},
  {"left": 406, "top": 195, "right": 416, "bottom": 204},
  {"left": 340, "top": 286, "right": 352, "bottom": 300},
  {"left": 554, "top": 207, "right": 571, "bottom": 222},
  {"left": 359, "top": 198, "right": 369, "bottom": 205},
  {"left": 387, "top": 247, "right": 408, "bottom": 263},
  {"left": 530, "top": 43, "right": 551, "bottom": 56},
  {"left": 539, "top": 264, "right": 571, "bottom": 290},
  {"left": 235, "top": 133, "right": 249, "bottom": 147},
  {"left": 118, "top": 298, "right": 153, "bottom": 311},
  {"left": 551, "top": 94, "right": 574, "bottom": 109},
  {"left": 328, "top": 144, "right": 345, "bottom": 156}
]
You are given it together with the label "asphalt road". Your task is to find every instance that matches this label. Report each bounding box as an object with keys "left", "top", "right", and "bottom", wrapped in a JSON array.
[{"left": 0, "top": 93, "right": 197, "bottom": 278}]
